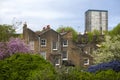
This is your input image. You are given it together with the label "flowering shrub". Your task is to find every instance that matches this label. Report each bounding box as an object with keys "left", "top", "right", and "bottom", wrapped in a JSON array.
[
  {"left": 88, "top": 60, "right": 120, "bottom": 73},
  {"left": 0, "top": 38, "right": 30, "bottom": 59},
  {"left": 7, "top": 38, "right": 30, "bottom": 54},
  {"left": 0, "top": 42, "right": 8, "bottom": 59},
  {"left": 93, "top": 35, "right": 120, "bottom": 64}
]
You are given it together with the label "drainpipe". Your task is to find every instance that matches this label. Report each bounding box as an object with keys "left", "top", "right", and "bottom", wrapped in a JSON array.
[{"left": 38, "top": 36, "right": 40, "bottom": 53}]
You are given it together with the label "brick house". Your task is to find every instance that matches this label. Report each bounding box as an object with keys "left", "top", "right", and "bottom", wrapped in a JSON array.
[{"left": 23, "top": 23, "right": 95, "bottom": 67}]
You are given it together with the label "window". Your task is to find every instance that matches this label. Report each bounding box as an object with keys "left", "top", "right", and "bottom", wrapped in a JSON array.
[
  {"left": 62, "top": 51, "right": 68, "bottom": 60},
  {"left": 85, "top": 51, "right": 88, "bottom": 54},
  {"left": 84, "top": 58, "right": 89, "bottom": 65},
  {"left": 52, "top": 42, "right": 57, "bottom": 50},
  {"left": 29, "top": 41, "right": 34, "bottom": 50},
  {"left": 40, "top": 52, "right": 46, "bottom": 59},
  {"left": 41, "top": 39, "right": 46, "bottom": 47},
  {"left": 63, "top": 40, "right": 68, "bottom": 47},
  {"left": 55, "top": 58, "right": 60, "bottom": 66}
]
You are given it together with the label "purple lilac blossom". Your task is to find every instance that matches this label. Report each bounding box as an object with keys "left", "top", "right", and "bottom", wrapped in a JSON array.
[{"left": 0, "top": 38, "right": 31, "bottom": 59}]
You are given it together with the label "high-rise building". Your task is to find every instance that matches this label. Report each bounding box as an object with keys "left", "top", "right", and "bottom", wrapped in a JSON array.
[{"left": 85, "top": 9, "right": 108, "bottom": 34}]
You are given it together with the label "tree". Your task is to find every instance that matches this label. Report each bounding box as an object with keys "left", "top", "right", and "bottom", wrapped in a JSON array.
[
  {"left": 0, "top": 38, "right": 30, "bottom": 59},
  {"left": 0, "top": 53, "right": 56, "bottom": 80},
  {"left": 56, "top": 26, "right": 78, "bottom": 42},
  {"left": 87, "top": 32, "right": 94, "bottom": 42},
  {"left": 87, "top": 30, "right": 102, "bottom": 43},
  {"left": 0, "top": 24, "right": 15, "bottom": 42},
  {"left": 109, "top": 23, "right": 120, "bottom": 36},
  {"left": 93, "top": 35, "right": 120, "bottom": 64}
]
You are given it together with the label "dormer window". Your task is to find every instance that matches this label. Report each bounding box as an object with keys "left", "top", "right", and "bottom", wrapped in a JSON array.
[
  {"left": 41, "top": 39, "right": 46, "bottom": 47},
  {"left": 63, "top": 40, "right": 68, "bottom": 47}
]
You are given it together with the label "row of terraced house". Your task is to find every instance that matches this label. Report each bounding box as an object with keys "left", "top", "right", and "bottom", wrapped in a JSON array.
[
  {"left": 23, "top": 23, "right": 101, "bottom": 68},
  {"left": 23, "top": 9, "right": 107, "bottom": 68}
]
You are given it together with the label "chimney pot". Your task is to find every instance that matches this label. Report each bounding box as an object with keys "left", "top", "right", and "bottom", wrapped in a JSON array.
[
  {"left": 43, "top": 27, "right": 46, "bottom": 30},
  {"left": 62, "top": 28, "right": 65, "bottom": 33},
  {"left": 47, "top": 25, "right": 50, "bottom": 29}
]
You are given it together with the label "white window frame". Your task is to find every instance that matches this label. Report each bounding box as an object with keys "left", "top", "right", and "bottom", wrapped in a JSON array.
[
  {"left": 84, "top": 58, "right": 89, "bottom": 65},
  {"left": 40, "top": 52, "right": 46, "bottom": 60},
  {"left": 55, "top": 58, "right": 60, "bottom": 66},
  {"left": 63, "top": 40, "right": 68, "bottom": 47},
  {"left": 62, "top": 51, "right": 68, "bottom": 60},
  {"left": 85, "top": 51, "right": 88, "bottom": 54},
  {"left": 52, "top": 41, "right": 58, "bottom": 50},
  {"left": 29, "top": 41, "right": 34, "bottom": 50},
  {"left": 41, "top": 39, "right": 46, "bottom": 47}
]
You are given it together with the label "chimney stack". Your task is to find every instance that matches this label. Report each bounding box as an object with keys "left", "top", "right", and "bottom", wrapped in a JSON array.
[
  {"left": 23, "top": 22, "right": 27, "bottom": 28},
  {"left": 43, "top": 25, "right": 51, "bottom": 31},
  {"left": 61, "top": 28, "right": 65, "bottom": 33}
]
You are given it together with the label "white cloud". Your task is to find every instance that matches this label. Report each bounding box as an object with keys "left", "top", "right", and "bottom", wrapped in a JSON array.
[
  {"left": 0, "top": 0, "right": 120, "bottom": 33},
  {"left": 0, "top": 0, "right": 77, "bottom": 21},
  {"left": 21, "top": 11, "right": 69, "bottom": 20}
]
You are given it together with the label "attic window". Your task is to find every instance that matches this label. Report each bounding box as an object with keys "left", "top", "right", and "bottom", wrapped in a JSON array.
[{"left": 41, "top": 39, "right": 46, "bottom": 47}]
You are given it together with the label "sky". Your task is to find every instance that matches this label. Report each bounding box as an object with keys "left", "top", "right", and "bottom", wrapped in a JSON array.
[{"left": 0, "top": 0, "right": 120, "bottom": 33}]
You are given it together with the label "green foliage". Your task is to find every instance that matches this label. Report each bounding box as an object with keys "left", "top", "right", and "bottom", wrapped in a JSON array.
[
  {"left": 56, "top": 67, "right": 82, "bottom": 80},
  {"left": 109, "top": 23, "right": 120, "bottom": 36},
  {"left": 87, "top": 30, "right": 102, "bottom": 43},
  {"left": 0, "top": 24, "right": 15, "bottom": 42},
  {"left": 93, "top": 30, "right": 102, "bottom": 42},
  {"left": 81, "top": 37, "right": 86, "bottom": 43},
  {"left": 0, "top": 53, "right": 56, "bottom": 80},
  {"left": 0, "top": 54, "right": 120, "bottom": 80},
  {"left": 55, "top": 67, "right": 120, "bottom": 80},
  {"left": 93, "top": 35, "right": 120, "bottom": 64},
  {"left": 94, "top": 70, "right": 119, "bottom": 80},
  {"left": 92, "top": 29, "right": 101, "bottom": 35},
  {"left": 92, "top": 23, "right": 120, "bottom": 64},
  {"left": 56, "top": 26, "right": 78, "bottom": 42},
  {"left": 87, "top": 32, "right": 94, "bottom": 42}
]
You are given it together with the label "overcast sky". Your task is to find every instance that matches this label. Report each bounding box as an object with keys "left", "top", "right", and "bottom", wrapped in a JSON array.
[{"left": 0, "top": 0, "right": 120, "bottom": 33}]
